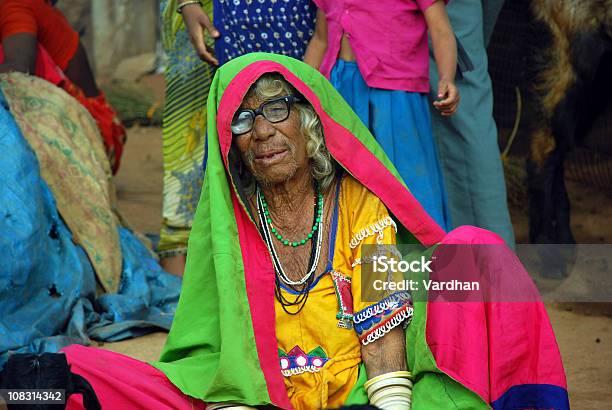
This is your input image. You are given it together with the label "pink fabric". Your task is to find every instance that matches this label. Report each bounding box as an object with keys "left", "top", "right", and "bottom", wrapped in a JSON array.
[
  {"left": 60, "top": 229, "right": 566, "bottom": 408},
  {"left": 0, "top": 43, "right": 64, "bottom": 85},
  {"left": 62, "top": 345, "right": 205, "bottom": 410},
  {"left": 314, "top": 0, "right": 442, "bottom": 92},
  {"left": 426, "top": 226, "right": 567, "bottom": 403},
  {"left": 216, "top": 60, "right": 445, "bottom": 409}
]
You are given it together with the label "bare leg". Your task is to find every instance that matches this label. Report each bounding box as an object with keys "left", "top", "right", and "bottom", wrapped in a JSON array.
[{"left": 160, "top": 254, "right": 187, "bottom": 277}]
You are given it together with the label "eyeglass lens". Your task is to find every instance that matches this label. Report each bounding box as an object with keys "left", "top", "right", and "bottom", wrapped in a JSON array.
[{"left": 231, "top": 97, "right": 291, "bottom": 135}]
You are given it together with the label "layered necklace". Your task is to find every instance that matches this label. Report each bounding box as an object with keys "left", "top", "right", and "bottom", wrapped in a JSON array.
[{"left": 256, "top": 183, "right": 324, "bottom": 314}]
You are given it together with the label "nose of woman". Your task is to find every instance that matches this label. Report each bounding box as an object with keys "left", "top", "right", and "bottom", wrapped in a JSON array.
[{"left": 251, "top": 114, "right": 276, "bottom": 141}]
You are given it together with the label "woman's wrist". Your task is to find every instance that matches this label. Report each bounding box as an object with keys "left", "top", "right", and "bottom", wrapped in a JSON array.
[{"left": 176, "top": 0, "right": 202, "bottom": 14}]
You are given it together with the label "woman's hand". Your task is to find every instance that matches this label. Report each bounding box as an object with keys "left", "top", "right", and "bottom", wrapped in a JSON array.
[
  {"left": 179, "top": 1, "right": 220, "bottom": 65},
  {"left": 433, "top": 79, "right": 460, "bottom": 116}
]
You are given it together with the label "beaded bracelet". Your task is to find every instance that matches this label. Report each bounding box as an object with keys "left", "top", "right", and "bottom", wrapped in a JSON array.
[{"left": 176, "top": 0, "right": 202, "bottom": 14}]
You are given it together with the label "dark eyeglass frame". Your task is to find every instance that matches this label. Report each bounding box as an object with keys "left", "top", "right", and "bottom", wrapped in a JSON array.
[{"left": 231, "top": 95, "right": 301, "bottom": 135}]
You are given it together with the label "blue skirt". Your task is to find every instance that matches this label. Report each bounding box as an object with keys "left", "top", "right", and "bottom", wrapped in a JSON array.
[{"left": 330, "top": 60, "right": 450, "bottom": 230}]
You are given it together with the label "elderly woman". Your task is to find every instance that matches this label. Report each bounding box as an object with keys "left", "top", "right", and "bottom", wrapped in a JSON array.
[{"left": 49, "top": 54, "right": 568, "bottom": 410}]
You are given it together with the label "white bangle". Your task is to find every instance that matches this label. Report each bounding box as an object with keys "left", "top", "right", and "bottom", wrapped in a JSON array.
[
  {"left": 364, "top": 370, "right": 412, "bottom": 389},
  {"left": 365, "top": 371, "right": 414, "bottom": 410}
]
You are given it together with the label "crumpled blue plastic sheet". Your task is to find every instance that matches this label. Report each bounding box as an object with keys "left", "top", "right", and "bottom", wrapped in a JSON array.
[{"left": 0, "top": 92, "right": 181, "bottom": 367}]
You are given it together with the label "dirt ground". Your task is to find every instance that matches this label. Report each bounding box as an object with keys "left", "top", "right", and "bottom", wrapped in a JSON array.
[{"left": 106, "top": 125, "right": 612, "bottom": 409}]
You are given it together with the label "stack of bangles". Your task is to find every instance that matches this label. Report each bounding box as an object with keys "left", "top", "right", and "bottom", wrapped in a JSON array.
[
  {"left": 176, "top": 0, "right": 202, "bottom": 13},
  {"left": 364, "top": 370, "right": 414, "bottom": 409}
]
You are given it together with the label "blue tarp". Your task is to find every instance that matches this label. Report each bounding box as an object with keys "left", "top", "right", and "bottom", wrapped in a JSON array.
[{"left": 0, "top": 92, "right": 180, "bottom": 367}]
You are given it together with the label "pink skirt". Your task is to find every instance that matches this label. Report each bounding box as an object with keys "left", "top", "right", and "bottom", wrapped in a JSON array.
[{"left": 62, "top": 344, "right": 205, "bottom": 410}]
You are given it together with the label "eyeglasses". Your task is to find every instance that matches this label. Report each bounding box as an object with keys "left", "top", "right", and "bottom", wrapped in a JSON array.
[{"left": 231, "top": 95, "right": 301, "bottom": 135}]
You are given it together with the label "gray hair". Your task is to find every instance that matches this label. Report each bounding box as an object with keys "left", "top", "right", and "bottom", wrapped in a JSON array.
[{"left": 236, "top": 73, "right": 336, "bottom": 193}]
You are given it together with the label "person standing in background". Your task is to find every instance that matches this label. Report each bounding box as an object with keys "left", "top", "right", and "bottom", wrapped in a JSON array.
[
  {"left": 428, "top": 0, "right": 515, "bottom": 247},
  {"left": 304, "top": 0, "right": 459, "bottom": 231},
  {"left": 0, "top": 0, "right": 127, "bottom": 174},
  {"left": 159, "top": 0, "right": 315, "bottom": 275}
]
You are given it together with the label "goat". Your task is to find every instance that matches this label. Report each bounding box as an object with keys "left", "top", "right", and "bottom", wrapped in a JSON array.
[{"left": 527, "top": 0, "right": 612, "bottom": 252}]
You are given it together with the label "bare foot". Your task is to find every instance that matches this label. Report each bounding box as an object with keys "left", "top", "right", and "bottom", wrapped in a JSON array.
[{"left": 160, "top": 254, "right": 186, "bottom": 277}]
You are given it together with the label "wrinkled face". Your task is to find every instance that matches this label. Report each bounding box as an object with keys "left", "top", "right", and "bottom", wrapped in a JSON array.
[{"left": 233, "top": 92, "right": 308, "bottom": 187}]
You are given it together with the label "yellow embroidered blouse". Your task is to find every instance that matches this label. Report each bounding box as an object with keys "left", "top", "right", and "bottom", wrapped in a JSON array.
[{"left": 274, "top": 176, "right": 408, "bottom": 410}]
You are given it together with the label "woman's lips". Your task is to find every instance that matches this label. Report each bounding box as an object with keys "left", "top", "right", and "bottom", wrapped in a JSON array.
[{"left": 254, "top": 149, "right": 288, "bottom": 166}]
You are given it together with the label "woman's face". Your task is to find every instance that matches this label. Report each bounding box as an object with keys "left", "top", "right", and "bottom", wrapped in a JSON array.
[{"left": 233, "top": 93, "right": 308, "bottom": 187}]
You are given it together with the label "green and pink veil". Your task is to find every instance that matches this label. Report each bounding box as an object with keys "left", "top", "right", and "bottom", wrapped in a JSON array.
[{"left": 153, "top": 53, "right": 569, "bottom": 410}]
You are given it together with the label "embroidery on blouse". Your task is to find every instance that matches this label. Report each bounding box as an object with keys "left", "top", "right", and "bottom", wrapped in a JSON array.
[
  {"left": 331, "top": 271, "right": 354, "bottom": 329},
  {"left": 279, "top": 346, "right": 330, "bottom": 377},
  {"left": 353, "top": 291, "right": 412, "bottom": 324},
  {"left": 360, "top": 305, "right": 414, "bottom": 345},
  {"left": 353, "top": 291, "right": 413, "bottom": 345},
  {"left": 349, "top": 216, "right": 398, "bottom": 249}
]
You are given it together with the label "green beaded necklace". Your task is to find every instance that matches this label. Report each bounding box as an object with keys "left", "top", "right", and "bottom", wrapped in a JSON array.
[{"left": 260, "top": 185, "right": 323, "bottom": 247}]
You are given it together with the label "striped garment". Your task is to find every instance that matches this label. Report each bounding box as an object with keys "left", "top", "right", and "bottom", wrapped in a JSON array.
[{"left": 158, "top": 0, "right": 215, "bottom": 256}]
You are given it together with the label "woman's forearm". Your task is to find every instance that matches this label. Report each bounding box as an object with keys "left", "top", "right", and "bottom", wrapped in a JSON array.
[
  {"left": 1, "top": 33, "right": 37, "bottom": 74},
  {"left": 361, "top": 326, "right": 407, "bottom": 378}
]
